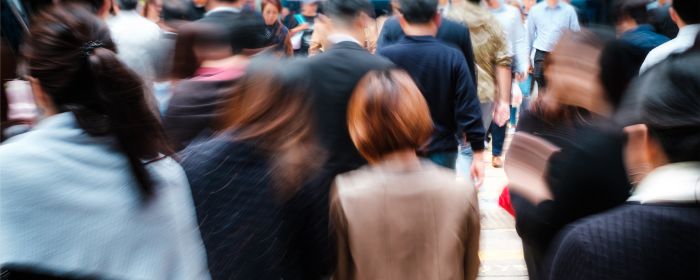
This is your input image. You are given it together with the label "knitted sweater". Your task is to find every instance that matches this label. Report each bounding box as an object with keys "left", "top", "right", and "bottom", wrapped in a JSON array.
[{"left": 548, "top": 203, "right": 700, "bottom": 280}]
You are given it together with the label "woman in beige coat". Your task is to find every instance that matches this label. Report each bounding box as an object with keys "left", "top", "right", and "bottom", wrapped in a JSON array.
[{"left": 331, "top": 69, "right": 481, "bottom": 280}]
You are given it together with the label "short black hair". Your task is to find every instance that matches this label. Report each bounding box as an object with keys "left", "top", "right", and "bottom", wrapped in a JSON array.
[
  {"left": 397, "top": 0, "right": 438, "bottom": 24},
  {"left": 673, "top": 0, "right": 700, "bottom": 24},
  {"left": 612, "top": 0, "right": 649, "bottom": 24},
  {"left": 617, "top": 49, "right": 700, "bottom": 162},
  {"left": 324, "top": 0, "right": 373, "bottom": 22},
  {"left": 118, "top": 0, "right": 138, "bottom": 10}
]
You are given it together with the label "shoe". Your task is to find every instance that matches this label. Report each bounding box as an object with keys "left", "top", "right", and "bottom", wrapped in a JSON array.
[{"left": 492, "top": 156, "right": 503, "bottom": 168}]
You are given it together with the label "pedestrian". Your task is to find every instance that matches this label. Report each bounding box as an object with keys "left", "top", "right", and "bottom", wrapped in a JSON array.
[
  {"left": 547, "top": 42, "right": 700, "bottom": 280},
  {"left": 332, "top": 69, "right": 480, "bottom": 280},
  {"left": 444, "top": 0, "right": 513, "bottom": 170},
  {"left": 287, "top": 0, "right": 321, "bottom": 56},
  {"left": 262, "top": 0, "right": 293, "bottom": 56},
  {"left": 164, "top": 13, "right": 274, "bottom": 150},
  {"left": 378, "top": 0, "right": 486, "bottom": 187},
  {"left": 613, "top": 0, "right": 669, "bottom": 56},
  {"left": 108, "top": 0, "right": 162, "bottom": 83},
  {"left": 0, "top": 6, "right": 209, "bottom": 279},
  {"left": 648, "top": 0, "right": 678, "bottom": 39},
  {"left": 179, "top": 57, "right": 331, "bottom": 280},
  {"left": 527, "top": 0, "right": 580, "bottom": 90},
  {"left": 640, "top": 0, "right": 699, "bottom": 72},
  {"left": 304, "top": 0, "right": 394, "bottom": 176}
]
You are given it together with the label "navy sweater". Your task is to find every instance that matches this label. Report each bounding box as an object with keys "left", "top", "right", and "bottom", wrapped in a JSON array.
[{"left": 378, "top": 36, "right": 485, "bottom": 153}]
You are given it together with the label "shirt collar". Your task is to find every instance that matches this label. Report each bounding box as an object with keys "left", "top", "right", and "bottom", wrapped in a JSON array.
[
  {"left": 628, "top": 162, "right": 700, "bottom": 204},
  {"left": 327, "top": 33, "right": 361, "bottom": 46},
  {"left": 677, "top": 24, "right": 700, "bottom": 40},
  {"left": 544, "top": 1, "right": 562, "bottom": 10},
  {"left": 205, "top": 6, "right": 242, "bottom": 16}
]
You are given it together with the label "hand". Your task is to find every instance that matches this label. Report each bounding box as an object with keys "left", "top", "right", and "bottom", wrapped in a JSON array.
[
  {"left": 512, "top": 85, "right": 523, "bottom": 106},
  {"left": 492, "top": 101, "right": 510, "bottom": 127},
  {"left": 515, "top": 72, "right": 528, "bottom": 82},
  {"left": 471, "top": 150, "right": 485, "bottom": 189}
]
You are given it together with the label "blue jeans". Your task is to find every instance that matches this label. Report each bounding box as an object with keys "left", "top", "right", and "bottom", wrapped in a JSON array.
[
  {"left": 456, "top": 145, "right": 474, "bottom": 180},
  {"left": 425, "top": 151, "right": 457, "bottom": 170}
]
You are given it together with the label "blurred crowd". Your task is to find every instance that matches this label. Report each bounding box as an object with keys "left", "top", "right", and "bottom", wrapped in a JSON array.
[{"left": 0, "top": 0, "right": 698, "bottom": 279}]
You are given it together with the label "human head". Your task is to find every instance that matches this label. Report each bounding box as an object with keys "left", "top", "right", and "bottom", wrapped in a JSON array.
[
  {"left": 348, "top": 69, "right": 433, "bottom": 163},
  {"left": 228, "top": 13, "right": 275, "bottom": 55},
  {"left": 324, "top": 0, "right": 373, "bottom": 29},
  {"left": 612, "top": 0, "right": 650, "bottom": 33},
  {"left": 261, "top": 0, "right": 282, "bottom": 25},
  {"left": 117, "top": 0, "right": 138, "bottom": 10},
  {"left": 670, "top": 0, "right": 700, "bottom": 27},
  {"left": 396, "top": 0, "right": 439, "bottom": 24},
  {"left": 221, "top": 57, "right": 322, "bottom": 196},
  {"left": 301, "top": 0, "right": 319, "bottom": 16},
  {"left": 22, "top": 5, "right": 170, "bottom": 200},
  {"left": 59, "top": 0, "right": 111, "bottom": 18},
  {"left": 618, "top": 49, "right": 700, "bottom": 174}
]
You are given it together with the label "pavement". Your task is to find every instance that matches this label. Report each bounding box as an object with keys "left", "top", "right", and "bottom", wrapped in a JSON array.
[{"left": 477, "top": 133, "right": 529, "bottom": 280}]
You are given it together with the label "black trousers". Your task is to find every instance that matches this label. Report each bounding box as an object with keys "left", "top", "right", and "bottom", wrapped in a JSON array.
[{"left": 533, "top": 49, "right": 549, "bottom": 90}]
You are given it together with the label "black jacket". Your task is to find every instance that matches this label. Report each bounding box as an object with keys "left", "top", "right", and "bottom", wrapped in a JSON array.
[{"left": 304, "top": 41, "right": 394, "bottom": 174}]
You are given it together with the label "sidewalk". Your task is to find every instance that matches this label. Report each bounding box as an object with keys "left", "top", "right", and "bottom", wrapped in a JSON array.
[{"left": 478, "top": 135, "right": 528, "bottom": 280}]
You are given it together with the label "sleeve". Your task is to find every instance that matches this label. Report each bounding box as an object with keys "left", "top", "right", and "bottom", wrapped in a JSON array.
[
  {"left": 513, "top": 16, "right": 530, "bottom": 73},
  {"left": 330, "top": 180, "right": 353, "bottom": 280},
  {"left": 527, "top": 11, "right": 536, "bottom": 57},
  {"left": 454, "top": 57, "right": 486, "bottom": 151},
  {"left": 569, "top": 8, "right": 581, "bottom": 32},
  {"left": 460, "top": 24, "right": 478, "bottom": 88},
  {"left": 308, "top": 21, "right": 326, "bottom": 56},
  {"left": 464, "top": 191, "right": 481, "bottom": 280},
  {"left": 491, "top": 19, "right": 513, "bottom": 68},
  {"left": 546, "top": 227, "right": 594, "bottom": 280},
  {"left": 377, "top": 17, "right": 399, "bottom": 51}
]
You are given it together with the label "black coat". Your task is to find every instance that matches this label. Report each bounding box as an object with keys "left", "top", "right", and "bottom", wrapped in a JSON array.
[{"left": 303, "top": 41, "right": 394, "bottom": 175}]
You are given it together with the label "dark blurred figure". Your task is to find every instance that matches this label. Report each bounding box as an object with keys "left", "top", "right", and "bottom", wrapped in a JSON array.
[
  {"left": 179, "top": 57, "right": 330, "bottom": 280},
  {"left": 108, "top": 0, "right": 162, "bottom": 82},
  {"left": 332, "top": 69, "right": 481, "bottom": 280},
  {"left": 262, "top": 0, "right": 293, "bottom": 55},
  {"left": 378, "top": 0, "right": 485, "bottom": 186},
  {"left": 171, "top": 0, "right": 248, "bottom": 80},
  {"left": 613, "top": 0, "right": 669, "bottom": 55},
  {"left": 648, "top": 0, "right": 678, "bottom": 39},
  {"left": 304, "top": 0, "right": 393, "bottom": 175},
  {"left": 377, "top": 0, "right": 478, "bottom": 85},
  {"left": 164, "top": 13, "right": 273, "bottom": 150},
  {"left": 640, "top": 0, "right": 700, "bottom": 72},
  {"left": 0, "top": 6, "right": 208, "bottom": 279},
  {"left": 507, "top": 30, "right": 633, "bottom": 280},
  {"left": 547, "top": 41, "right": 700, "bottom": 280},
  {"left": 1, "top": 0, "right": 30, "bottom": 141},
  {"left": 59, "top": 0, "right": 111, "bottom": 18}
]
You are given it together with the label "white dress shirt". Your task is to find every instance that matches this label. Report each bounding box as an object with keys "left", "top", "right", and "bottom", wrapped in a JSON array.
[
  {"left": 628, "top": 162, "right": 700, "bottom": 204},
  {"left": 640, "top": 24, "right": 700, "bottom": 73},
  {"left": 107, "top": 10, "right": 161, "bottom": 82},
  {"left": 490, "top": 4, "right": 529, "bottom": 74},
  {"left": 527, "top": 1, "right": 580, "bottom": 54}
]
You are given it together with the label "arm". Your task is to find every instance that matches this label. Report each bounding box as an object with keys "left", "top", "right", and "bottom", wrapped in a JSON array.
[
  {"left": 460, "top": 24, "right": 478, "bottom": 88},
  {"left": 493, "top": 22, "right": 513, "bottom": 126},
  {"left": 569, "top": 8, "right": 581, "bottom": 32},
  {"left": 527, "top": 11, "right": 536, "bottom": 59},
  {"left": 454, "top": 58, "right": 486, "bottom": 186},
  {"left": 513, "top": 14, "right": 530, "bottom": 75}
]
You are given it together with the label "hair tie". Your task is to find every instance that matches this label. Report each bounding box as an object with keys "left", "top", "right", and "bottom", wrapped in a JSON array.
[{"left": 81, "top": 40, "right": 105, "bottom": 57}]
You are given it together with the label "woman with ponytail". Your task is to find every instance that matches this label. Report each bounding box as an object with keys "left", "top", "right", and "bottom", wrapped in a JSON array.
[{"left": 0, "top": 6, "right": 210, "bottom": 279}]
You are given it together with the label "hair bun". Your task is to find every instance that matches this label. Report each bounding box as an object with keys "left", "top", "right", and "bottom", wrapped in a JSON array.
[{"left": 81, "top": 40, "right": 105, "bottom": 57}]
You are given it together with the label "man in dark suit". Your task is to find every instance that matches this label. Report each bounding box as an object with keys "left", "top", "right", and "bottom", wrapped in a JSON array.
[
  {"left": 377, "top": 5, "right": 477, "bottom": 86},
  {"left": 304, "top": 0, "right": 394, "bottom": 175}
]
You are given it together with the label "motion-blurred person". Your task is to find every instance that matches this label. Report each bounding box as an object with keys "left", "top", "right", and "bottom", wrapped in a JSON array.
[
  {"left": 547, "top": 42, "right": 700, "bottom": 280},
  {"left": 0, "top": 6, "right": 209, "bottom": 279},
  {"left": 308, "top": 13, "right": 384, "bottom": 55},
  {"left": 262, "top": 0, "right": 293, "bottom": 55},
  {"left": 108, "top": 0, "right": 162, "bottom": 82},
  {"left": 287, "top": 0, "right": 321, "bottom": 56},
  {"left": 332, "top": 69, "right": 480, "bottom": 280},
  {"left": 506, "top": 30, "right": 633, "bottom": 280},
  {"left": 640, "top": 0, "right": 699, "bottom": 72},
  {"left": 378, "top": 0, "right": 485, "bottom": 186},
  {"left": 378, "top": 0, "right": 478, "bottom": 85},
  {"left": 444, "top": 0, "right": 512, "bottom": 171},
  {"left": 613, "top": 0, "right": 669, "bottom": 56},
  {"left": 648, "top": 0, "right": 678, "bottom": 39},
  {"left": 486, "top": 0, "right": 530, "bottom": 168},
  {"left": 164, "top": 13, "right": 273, "bottom": 150},
  {"left": 527, "top": 0, "right": 580, "bottom": 90},
  {"left": 304, "top": 0, "right": 393, "bottom": 176},
  {"left": 143, "top": 0, "right": 164, "bottom": 24},
  {"left": 180, "top": 58, "right": 330, "bottom": 280}
]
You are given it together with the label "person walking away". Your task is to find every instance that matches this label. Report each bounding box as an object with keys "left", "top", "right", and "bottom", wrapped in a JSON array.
[
  {"left": 613, "top": 0, "right": 669, "bottom": 56},
  {"left": 332, "top": 69, "right": 480, "bottom": 280},
  {"left": 0, "top": 6, "right": 209, "bottom": 279},
  {"left": 639, "top": 0, "right": 699, "bottom": 72},
  {"left": 378, "top": 0, "right": 486, "bottom": 187},
  {"left": 108, "top": 0, "right": 162, "bottom": 82}
]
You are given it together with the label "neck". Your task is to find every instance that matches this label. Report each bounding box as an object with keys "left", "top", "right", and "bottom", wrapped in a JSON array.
[
  {"left": 402, "top": 23, "right": 438, "bottom": 37},
  {"left": 488, "top": 0, "right": 501, "bottom": 9},
  {"left": 332, "top": 25, "right": 365, "bottom": 44},
  {"left": 209, "top": 1, "right": 242, "bottom": 11},
  {"left": 375, "top": 150, "right": 422, "bottom": 170},
  {"left": 547, "top": 0, "right": 558, "bottom": 7},
  {"left": 617, "top": 19, "right": 639, "bottom": 34}
]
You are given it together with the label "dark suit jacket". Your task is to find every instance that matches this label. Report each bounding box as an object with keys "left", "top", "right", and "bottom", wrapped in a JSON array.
[
  {"left": 304, "top": 41, "right": 394, "bottom": 174},
  {"left": 377, "top": 16, "right": 477, "bottom": 87}
]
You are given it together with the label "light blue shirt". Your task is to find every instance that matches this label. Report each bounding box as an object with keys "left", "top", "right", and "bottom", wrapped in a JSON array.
[
  {"left": 490, "top": 4, "right": 529, "bottom": 73},
  {"left": 527, "top": 1, "right": 580, "bottom": 54}
]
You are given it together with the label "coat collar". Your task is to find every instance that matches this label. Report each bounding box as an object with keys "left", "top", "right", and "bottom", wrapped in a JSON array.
[{"left": 628, "top": 162, "right": 700, "bottom": 204}]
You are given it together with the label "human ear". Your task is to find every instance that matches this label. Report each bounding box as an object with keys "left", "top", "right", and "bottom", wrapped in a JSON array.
[{"left": 623, "top": 124, "right": 652, "bottom": 185}]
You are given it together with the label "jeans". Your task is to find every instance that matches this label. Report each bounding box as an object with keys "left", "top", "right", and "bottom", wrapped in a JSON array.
[
  {"left": 455, "top": 145, "right": 474, "bottom": 181},
  {"left": 490, "top": 122, "right": 507, "bottom": 157},
  {"left": 425, "top": 151, "right": 458, "bottom": 170}
]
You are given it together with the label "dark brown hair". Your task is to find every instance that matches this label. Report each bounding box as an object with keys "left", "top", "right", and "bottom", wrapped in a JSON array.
[
  {"left": 22, "top": 5, "right": 172, "bottom": 201},
  {"left": 220, "top": 57, "right": 323, "bottom": 197},
  {"left": 348, "top": 69, "right": 433, "bottom": 163}
]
